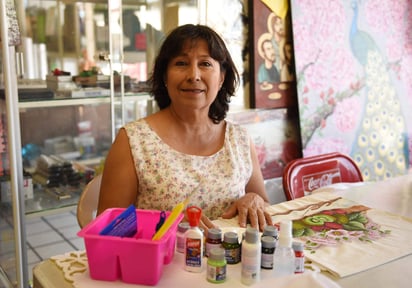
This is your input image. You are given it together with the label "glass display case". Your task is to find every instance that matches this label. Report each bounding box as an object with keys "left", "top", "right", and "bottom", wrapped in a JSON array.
[
  {"left": 0, "top": 1, "right": 227, "bottom": 286},
  {"left": 1, "top": 0, "right": 201, "bottom": 218},
  {"left": 1, "top": 1, "right": 199, "bottom": 286},
  {"left": 18, "top": 93, "right": 155, "bottom": 215}
]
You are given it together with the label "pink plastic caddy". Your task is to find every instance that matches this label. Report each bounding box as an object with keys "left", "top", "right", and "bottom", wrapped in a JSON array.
[{"left": 77, "top": 208, "right": 183, "bottom": 285}]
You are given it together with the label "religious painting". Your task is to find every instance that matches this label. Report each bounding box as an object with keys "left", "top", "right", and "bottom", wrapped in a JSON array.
[{"left": 249, "top": 0, "right": 297, "bottom": 108}]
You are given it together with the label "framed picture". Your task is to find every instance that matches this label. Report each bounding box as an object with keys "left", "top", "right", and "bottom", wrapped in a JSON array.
[
  {"left": 228, "top": 109, "right": 301, "bottom": 180},
  {"left": 249, "top": 0, "right": 296, "bottom": 108}
]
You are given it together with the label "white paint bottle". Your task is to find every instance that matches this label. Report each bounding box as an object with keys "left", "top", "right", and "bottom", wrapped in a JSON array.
[
  {"left": 273, "top": 220, "right": 295, "bottom": 277},
  {"left": 184, "top": 206, "right": 204, "bottom": 273},
  {"left": 241, "top": 227, "right": 261, "bottom": 285}
]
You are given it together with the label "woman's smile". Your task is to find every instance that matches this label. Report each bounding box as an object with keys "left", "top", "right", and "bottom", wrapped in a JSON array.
[{"left": 180, "top": 88, "right": 205, "bottom": 94}]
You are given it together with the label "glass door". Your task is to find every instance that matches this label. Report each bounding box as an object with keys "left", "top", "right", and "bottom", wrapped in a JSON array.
[
  {"left": 111, "top": 0, "right": 202, "bottom": 134},
  {"left": 1, "top": 1, "right": 202, "bottom": 286},
  {"left": 1, "top": 0, "right": 28, "bottom": 286}
]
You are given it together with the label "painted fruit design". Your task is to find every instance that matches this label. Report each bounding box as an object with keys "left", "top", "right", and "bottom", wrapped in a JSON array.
[{"left": 292, "top": 205, "right": 370, "bottom": 237}]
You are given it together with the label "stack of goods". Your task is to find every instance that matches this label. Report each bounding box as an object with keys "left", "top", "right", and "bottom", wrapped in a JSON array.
[
  {"left": 33, "top": 154, "right": 82, "bottom": 188},
  {"left": 46, "top": 68, "right": 77, "bottom": 93},
  {"left": 73, "top": 69, "right": 131, "bottom": 91}
]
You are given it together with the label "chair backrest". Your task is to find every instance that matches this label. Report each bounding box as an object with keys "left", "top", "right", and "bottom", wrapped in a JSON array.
[
  {"left": 77, "top": 174, "right": 102, "bottom": 228},
  {"left": 282, "top": 152, "right": 363, "bottom": 200}
]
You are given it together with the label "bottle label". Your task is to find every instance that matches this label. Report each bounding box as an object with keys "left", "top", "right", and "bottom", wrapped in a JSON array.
[
  {"left": 186, "top": 238, "right": 202, "bottom": 267},
  {"left": 241, "top": 256, "right": 260, "bottom": 281},
  {"left": 207, "top": 263, "right": 226, "bottom": 283},
  {"left": 205, "top": 242, "right": 222, "bottom": 257},
  {"left": 224, "top": 246, "right": 241, "bottom": 264},
  {"left": 261, "top": 247, "right": 274, "bottom": 269},
  {"left": 295, "top": 255, "right": 305, "bottom": 273},
  {"left": 176, "top": 232, "right": 186, "bottom": 253}
]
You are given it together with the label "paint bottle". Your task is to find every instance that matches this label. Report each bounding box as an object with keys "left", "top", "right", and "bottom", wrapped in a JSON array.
[
  {"left": 273, "top": 220, "right": 295, "bottom": 277},
  {"left": 222, "top": 231, "right": 241, "bottom": 264},
  {"left": 205, "top": 228, "right": 222, "bottom": 257},
  {"left": 241, "top": 227, "right": 261, "bottom": 285},
  {"left": 261, "top": 236, "right": 276, "bottom": 269},
  {"left": 262, "top": 225, "right": 279, "bottom": 240},
  {"left": 184, "top": 206, "right": 203, "bottom": 272},
  {"left": 176, "top": 222, "right": 190, "bottom": 253},
  {"left": 292, "top": 241, "right": 305, "bottom": 274},
  {"left": 206, "top": 247, "right": 227, "bottom": 283}
]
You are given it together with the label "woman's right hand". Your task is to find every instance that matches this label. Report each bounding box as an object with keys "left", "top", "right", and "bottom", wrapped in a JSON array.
[{"left": 182, "top": 213, "right": 217, "bottom": 238}]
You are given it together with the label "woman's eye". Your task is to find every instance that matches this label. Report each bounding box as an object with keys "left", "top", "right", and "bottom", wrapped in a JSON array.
[
  {"left": 175, "top": 61, "right": 186, "bottom": 66},
  {"left": 201, "top": 61, "right": 212, "bottom": 67}
]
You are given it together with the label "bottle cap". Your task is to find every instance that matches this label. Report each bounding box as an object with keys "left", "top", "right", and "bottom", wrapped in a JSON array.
[
  {"left": 208, "top": 228, "right": 222, "bottom": 240},
  {"left": 261, "top": 236, "right": 276, "bottom": 248},
  {"left": 244, "top": 227, "right": 259, "bottom": 243},
  {"left": 209, "top": 247, "right": 225, "bottom": 261},
  {"left": 223, "top": 231, "right": 239, "bottom": 243},
  {"left": 279, "top": 220, "right": 292, "bottom": 247},
  {"left": 292, "top": 241, "right": 304, "bottom": 252},
  {"left": 186, "top": 206, "right": 202, "bottom": 227},
  {"left": 262, "top": 225, "right": 278, "bottom": 238},
  {"left": 177, "top": 222, "right": 190, "bottom": 233}
]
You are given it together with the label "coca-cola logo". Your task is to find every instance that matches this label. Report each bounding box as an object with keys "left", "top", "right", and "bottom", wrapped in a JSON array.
[{"left": 302, "top": 169, "right": 342, "bottom": 192}]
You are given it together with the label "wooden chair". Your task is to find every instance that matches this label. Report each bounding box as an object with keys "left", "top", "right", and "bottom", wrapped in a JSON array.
[
  {"left": 282, "top": 152, "right": 363, "bottom": 200},
  {"left": 76, "top": 174, "right": 102, "bottom": 228}
]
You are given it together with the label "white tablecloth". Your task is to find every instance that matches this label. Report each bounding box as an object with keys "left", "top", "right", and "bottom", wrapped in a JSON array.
[{"left": 34, "top": 174, "right": 412, "bottom": 288}]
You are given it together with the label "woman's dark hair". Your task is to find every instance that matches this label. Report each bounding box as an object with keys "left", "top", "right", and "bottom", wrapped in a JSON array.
[{"left": 148, "top": 24, "right": 240, "bottom": 123}]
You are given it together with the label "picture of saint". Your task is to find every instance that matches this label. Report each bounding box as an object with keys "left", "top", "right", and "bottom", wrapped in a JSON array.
[
  {"left": 279, "top": 39, "right": 295, "bottom": 82},
  {"left": 267, "top": 12, "right": 295, "bottom": 83},
  {"left": 251, "top": 0, "right": 297, "bottom": 108},
  {"left": 267, "top": 12, "right": 287, "bottom": 71},
  {"left": 257, "top": 33, "right": 280, "bottom": 90}
]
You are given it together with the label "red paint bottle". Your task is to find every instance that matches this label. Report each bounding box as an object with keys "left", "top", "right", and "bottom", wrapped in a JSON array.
[{"left": 292, "top": 241, "right": 305, "bottom": 274}]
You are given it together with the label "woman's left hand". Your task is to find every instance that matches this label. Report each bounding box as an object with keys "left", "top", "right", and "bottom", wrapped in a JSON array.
[{"left": 221, "top": 192, "right": 273, "bottom": 231}]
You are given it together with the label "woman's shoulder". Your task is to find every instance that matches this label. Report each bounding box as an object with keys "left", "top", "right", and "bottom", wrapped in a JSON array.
[
  {"left": 124, "top": 118, "right": 147, "bottom": 130},
  {"left": 225, "top": 119, "right": 247, "bottom": 131},
  {"left": 225, "top": 120, "right": 250, "bottom": 142}
]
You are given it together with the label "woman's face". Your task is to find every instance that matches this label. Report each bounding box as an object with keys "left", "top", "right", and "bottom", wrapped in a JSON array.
[{"left": 165, "top": 39, "right": 225, "bottom": 111}]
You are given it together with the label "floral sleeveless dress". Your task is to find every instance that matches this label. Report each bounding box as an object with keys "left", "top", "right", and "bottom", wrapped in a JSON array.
[{"left": 123, "top": 119, "right": 253, "bottom": 220}]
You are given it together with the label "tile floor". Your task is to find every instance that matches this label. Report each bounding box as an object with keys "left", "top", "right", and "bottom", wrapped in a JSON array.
[
  {"left": 0, "top": 206, "right": 85, "bottom": 288},
  {"left": 25, "top": 208, "right": 84, "bottom": 281}
]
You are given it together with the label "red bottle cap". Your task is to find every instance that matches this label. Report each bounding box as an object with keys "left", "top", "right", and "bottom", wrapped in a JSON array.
[{"left": 186, "top": 206, "right": 202, "bottom": 227}]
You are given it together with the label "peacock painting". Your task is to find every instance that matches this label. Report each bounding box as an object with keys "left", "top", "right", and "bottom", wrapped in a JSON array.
[
  {"left": 290, "top": 0, "right": 412, "bottom": 181},
  {"left": 349, "top": 0, "right": 408, "bottom": 180}
]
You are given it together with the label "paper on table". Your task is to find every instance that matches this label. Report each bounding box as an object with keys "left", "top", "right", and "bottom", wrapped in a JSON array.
[{"left": 264, "top": 192, "right": 412, "bottom": 278}]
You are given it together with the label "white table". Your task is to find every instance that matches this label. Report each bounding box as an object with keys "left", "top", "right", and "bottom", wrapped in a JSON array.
[
  {"left": 33, "top": 174, "right": 412, "bottom": 288},
  {"left": 313, "top": 173, "right": 412, "bottom": 288}
]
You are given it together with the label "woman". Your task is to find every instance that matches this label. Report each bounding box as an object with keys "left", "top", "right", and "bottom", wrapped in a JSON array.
[{"left": 97, "top": 24, "right": 273, "bottom": 232}]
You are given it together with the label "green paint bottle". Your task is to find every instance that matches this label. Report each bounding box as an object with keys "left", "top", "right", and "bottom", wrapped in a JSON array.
[{"left": 206, "top": 247, "right": 227, "bottom": 283}]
